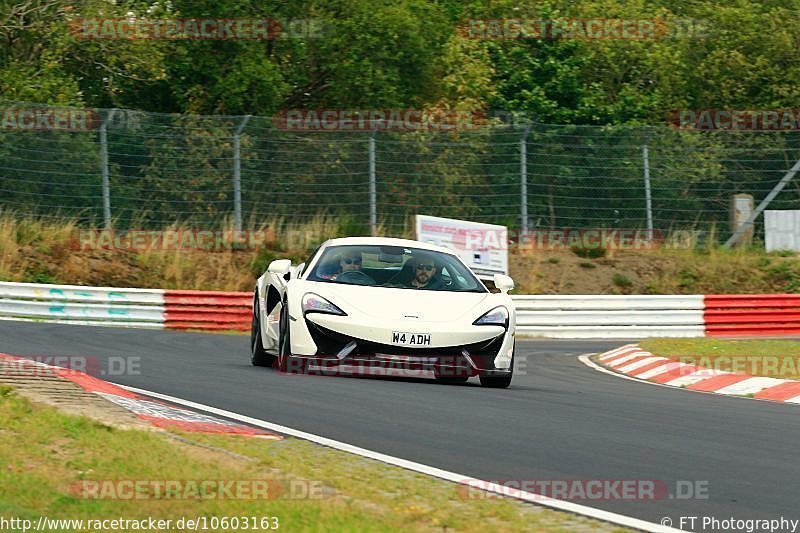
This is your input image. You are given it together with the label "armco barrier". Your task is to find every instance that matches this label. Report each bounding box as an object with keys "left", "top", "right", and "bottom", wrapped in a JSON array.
[
  {"left": 164, "top": 290, "right": 251, "bottom": 331},
  {"left": 0, "top": 281, "right": 166, "bottom": 328},
  {"left": 0, "top": 281, "right": 796, "bottom": 338},
  {"left": 512, "top": 295, "right": 705, "bottom": 338},
  {"left": 704, "top": 295, "right": 800, "bottom": 336},
  {"left": 0, "top": 282, "right": 252, "bottom": 331}
]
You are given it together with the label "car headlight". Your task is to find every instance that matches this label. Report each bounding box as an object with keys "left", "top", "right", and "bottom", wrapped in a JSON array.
[
  {"left": 302, "top": 293, "right": 346, "bottom": 316},
  {"left": 473, "top": 306, "right": 508, "bottom": 327}
]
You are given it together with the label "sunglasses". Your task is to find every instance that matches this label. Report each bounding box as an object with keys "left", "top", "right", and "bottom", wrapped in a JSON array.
[
  {"left": 416, "top": 264, "right": 435, "bottom": 271},
  {"left": 342, "top": 257, "right": 362, "bottom": 265}
]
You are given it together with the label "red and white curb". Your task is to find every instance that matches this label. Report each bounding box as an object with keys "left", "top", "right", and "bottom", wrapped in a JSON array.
[
  {"left": 592, "top": 344, "right": 800, "bottom": 404},
  {"left": 0, "top": 353, "right": 281, "bottom": 438}
]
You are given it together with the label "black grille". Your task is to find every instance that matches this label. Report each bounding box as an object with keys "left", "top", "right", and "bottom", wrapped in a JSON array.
[{"left": 306, "top": 319, "right": 504, "bottom": 359}]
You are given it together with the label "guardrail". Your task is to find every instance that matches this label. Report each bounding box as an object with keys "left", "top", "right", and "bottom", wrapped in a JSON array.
[
  {"left": 513, "top": 295, "right": 705, "bottom": 338},
  {"left": 704, "top": 295, "right": 800, "bottom": 336},
  {"left": 0, "top": 281, "right": 794, "bottom": 338},
  {"left": 0, "top": 282, "right": 250, "bottom": 331},
  {"left": 0, "top": 281, "right": 166, "bottom": 328},
  {"left": 164, "top": 290, "right": 251, "bottom": 331}
]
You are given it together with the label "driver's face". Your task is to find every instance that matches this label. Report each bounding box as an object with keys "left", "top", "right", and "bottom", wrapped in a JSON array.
[
  {"left": 340, "top": 255, "right": 362, "bottom": 272},
  {"left": 414, "top": 262, "right": 436, "bottom": 284}
]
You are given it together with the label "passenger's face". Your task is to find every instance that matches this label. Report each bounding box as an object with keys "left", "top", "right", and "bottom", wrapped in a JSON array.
[{"left": 340, "top": 255, "right": 362, "bottom": 272}]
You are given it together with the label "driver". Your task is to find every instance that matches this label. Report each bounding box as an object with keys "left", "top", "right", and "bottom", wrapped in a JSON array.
[
  {"left": 331, "top": 252, "right": 362, "bottom": 280},
  {"left": 407, "top": 253, "right": 443, "bottom": 290}
]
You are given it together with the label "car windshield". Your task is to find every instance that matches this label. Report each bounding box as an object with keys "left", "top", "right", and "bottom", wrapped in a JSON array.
[{"left": 306, "top": 244, "right": 487, "bottom": 293}]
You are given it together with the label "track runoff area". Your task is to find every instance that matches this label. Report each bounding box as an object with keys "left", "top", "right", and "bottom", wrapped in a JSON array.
[{"left": 3, "top": 316, "right": 800, "bottom": 532}]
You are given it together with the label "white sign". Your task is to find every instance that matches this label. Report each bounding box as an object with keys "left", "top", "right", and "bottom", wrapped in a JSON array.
[
  {"left": 415, "top": 214, "right": 508, "bottom": 278},
  {"left": 765, "top": 210, "right": 800, "bottom": 252}
]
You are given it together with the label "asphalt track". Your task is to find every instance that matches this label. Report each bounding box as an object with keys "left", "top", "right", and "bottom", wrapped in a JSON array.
[{"left": 3, "top": 321, "right": 800, "bottom": 531}]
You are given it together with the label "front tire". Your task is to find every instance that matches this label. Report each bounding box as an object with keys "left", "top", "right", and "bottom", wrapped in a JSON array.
[
  {"left": 250, "top": 292, "right": 275, "bottom": 367},
  {"left": 277, "top": 299, "right": 307, "bottom": 374}
]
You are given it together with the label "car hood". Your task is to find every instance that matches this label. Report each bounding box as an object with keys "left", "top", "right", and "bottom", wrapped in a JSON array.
[{"left": 301, "top": 282, "right": 495, "bottom": 323}]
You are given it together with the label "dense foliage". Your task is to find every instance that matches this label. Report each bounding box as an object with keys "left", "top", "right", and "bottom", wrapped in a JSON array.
[
  {"left": 2, "top": 0, "right": 800, "bottom": 237},
  {"left": 3, "top": 0, "right": 799, "bottom": 122}
]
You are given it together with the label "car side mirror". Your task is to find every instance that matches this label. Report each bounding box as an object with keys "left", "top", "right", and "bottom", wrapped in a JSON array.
[
  {"left": 493, "top": 274, "right": 514, "bottom": 294},
  {"left": 268, "top": 259, "right": 292, "bottom": 276}
]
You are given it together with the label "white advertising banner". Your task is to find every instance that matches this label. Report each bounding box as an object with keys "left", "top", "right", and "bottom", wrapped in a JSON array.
[
  {"left": 765, "top": 210, "right": 800, "bottom": 252},
  {"left": 414, "top": 214, "right": 508, "bottom": 278}
]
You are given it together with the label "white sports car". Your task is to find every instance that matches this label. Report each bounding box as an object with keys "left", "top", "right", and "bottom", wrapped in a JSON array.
[{"left": 250, "top": 237, "right": 516, "bottom": 388}]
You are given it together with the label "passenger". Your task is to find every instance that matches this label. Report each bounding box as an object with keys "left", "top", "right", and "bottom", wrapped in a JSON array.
[
  {"left": 318, "top": 251, "right": 362, "bottom": 280},
  {"left": 338, "top": 252, "right": 362, "bottom": 276}
]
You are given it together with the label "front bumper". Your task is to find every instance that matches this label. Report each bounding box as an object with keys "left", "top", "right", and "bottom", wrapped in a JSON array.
[{"left": 296, "top": 319, "right": 511, "bottom": 377}]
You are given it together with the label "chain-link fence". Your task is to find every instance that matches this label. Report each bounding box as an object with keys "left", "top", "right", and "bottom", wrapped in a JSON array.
[{"left": 2, "top": 102, "right": 800, "bottom": 245}]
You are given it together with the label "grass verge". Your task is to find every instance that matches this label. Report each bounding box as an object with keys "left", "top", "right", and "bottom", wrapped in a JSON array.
[
  {"left": 0, "top": 386, "right": 626, "bottom": 532},
  {"left": 639, "top": 338, "right": 800, "bottom": 380}
]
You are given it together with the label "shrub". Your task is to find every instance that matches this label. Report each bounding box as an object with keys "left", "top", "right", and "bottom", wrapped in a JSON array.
[{"left": 612, "top": 273, "right": 632, "bottom": 287}]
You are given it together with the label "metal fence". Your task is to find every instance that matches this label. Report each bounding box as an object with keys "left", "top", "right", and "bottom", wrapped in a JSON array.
[{"left": 3, "top": 102, "right": 800, "bottom": 244}]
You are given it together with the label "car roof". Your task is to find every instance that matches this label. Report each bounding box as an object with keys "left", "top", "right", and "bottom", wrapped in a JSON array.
[{"left": 320, "top": 236, "right": 452, "bottom": 254}]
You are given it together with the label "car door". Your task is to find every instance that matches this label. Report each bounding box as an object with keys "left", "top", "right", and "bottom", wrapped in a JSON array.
[
  {"left": 257, "top": 261, "right": 291, "bottom": 354},
  {"left": 263, "top": 260, "right": 309, "bottom": 352}
]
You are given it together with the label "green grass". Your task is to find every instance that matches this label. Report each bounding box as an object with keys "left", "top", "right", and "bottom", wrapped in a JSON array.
[
  {"left": 639, "top": 338, "right": 800, "bottom": 379},
  {"left": 0, "top": 387, "right": 627, "bottom": 532}
]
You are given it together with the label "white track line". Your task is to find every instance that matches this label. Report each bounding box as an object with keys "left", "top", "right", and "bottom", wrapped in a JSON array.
[{"left": 119, "top": 383, "right": 680, "bottom": 533}]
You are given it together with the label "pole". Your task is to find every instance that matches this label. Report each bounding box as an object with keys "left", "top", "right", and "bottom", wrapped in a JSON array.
[
  {"left": 99, "top": 109, "right": 117, "bottom": 229},
  {"left": 642, "top": 142, "right": 653, "bottom": 242},
  {"left": 369, "top": 130, "right": 377, "bottom": 236},
  {"left": 520, "top": 125, "right": 532, "bottom": 234},
  {"left": 724, "top": 157, "right": 800, "bottom": 247},
  {"left": 233, "top": 115, "right": 251, "bottom": 232}
]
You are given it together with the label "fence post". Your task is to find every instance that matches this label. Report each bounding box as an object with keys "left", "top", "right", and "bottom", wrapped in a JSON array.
[
  {"left": 642, "top": 140, "right": 653, "bottom": 242},
  {"left": 369, "top": 130, "right": 377, "bottom": 236},
  {"left": 724, "top": 157, "right": 800, "bottom": 247},
  {"left": 233, "top": 115, "right": 251, "bottom": 232},
  {"left": 99, "top": 109, "right": 117, "bottom": 229},
  {"left": 520, "top": 125, "right": 532, "bottom": 234}
]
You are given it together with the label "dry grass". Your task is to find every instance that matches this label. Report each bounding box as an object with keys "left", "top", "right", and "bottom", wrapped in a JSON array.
[
  {"left": 2, "top": 213, "right": 800, "bottom": 294},
  {"left": 0, "top": 214, "right": 383, "bottom": 290}
]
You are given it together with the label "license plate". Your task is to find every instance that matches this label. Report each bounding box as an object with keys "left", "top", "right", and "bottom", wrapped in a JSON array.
[{"left": 391, "top": 331, "right": 431, "bottom": 346}]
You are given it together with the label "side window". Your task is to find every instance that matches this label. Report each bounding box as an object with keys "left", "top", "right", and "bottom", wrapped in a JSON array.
[{"left": 300, "top": 246, "right": 321, "bottom": 277}]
